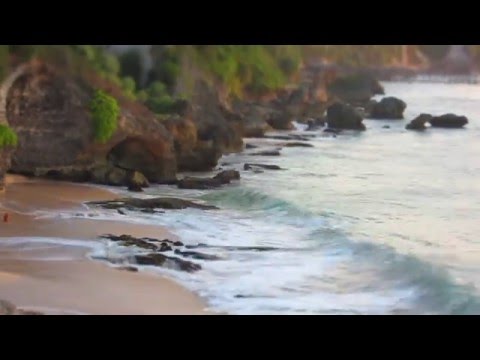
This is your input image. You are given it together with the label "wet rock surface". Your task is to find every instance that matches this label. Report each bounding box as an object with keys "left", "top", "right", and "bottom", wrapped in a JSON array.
[
  {"left": 429, "top": 114, "right": 468, "bottom": 128},
  {"left": 88, "top": 197, "right": 218, "bottom": 211},
  {"left": 249, "top": 150, "right": 281, "bottom": 157},
  {"left": 94, "top": 234, "right": 287, "bottom": 275},
  {"left": 281, "top": 142, "right": 314, "bottom": 148},
  {"left": 244, "top": 163, "right": 283, "bottom": 171},
  {"left": 368, "top": 97, "right": 406, "bottom": 119},
  {"left": 177, "top": 170, "right": 240, "bottom": 189},
  {"left": 406, "top": 114, "right": 432, "bottom": 130},
  {"left": 326, "top": 103, "right": 366, "bottom": 131}
]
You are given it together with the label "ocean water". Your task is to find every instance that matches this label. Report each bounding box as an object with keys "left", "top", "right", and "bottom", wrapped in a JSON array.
[{"left": 11, "top": 81, "right": 480, "bottom": 315}]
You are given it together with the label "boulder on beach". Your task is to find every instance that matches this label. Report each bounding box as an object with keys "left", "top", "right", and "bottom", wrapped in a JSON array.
[
  {"left": 88, "top": 197, "right": 219, "bottom": 211},
  {"left": 369, "top": 97, "right": 407, "bottom": 119},
  {"left": 429, "top": 114, "right": 468, "bottom": 128},
  {"left": 406, "top": 114, "right": 432, "bottom": 130},
  {"left": 326, "top": 102, "right": 366, "bottom": 131}
]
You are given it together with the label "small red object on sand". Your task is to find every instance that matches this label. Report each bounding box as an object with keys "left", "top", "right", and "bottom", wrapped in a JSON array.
[{"left": 3, "top": 213, "right": 9, "bottom": 223}]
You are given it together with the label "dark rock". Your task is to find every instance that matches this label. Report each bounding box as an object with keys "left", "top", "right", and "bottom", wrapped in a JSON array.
[
  {"left": 100, "top": 234, "right": 159, "bottom": 251},
  {"left": 369, "top": 97, "right": 407, "bottom": 119},
  {"left": 174, "top": 249, "right": 221, "bottom": 261},
  {"left": 382, "top": 125, "right": 391, "bottom": 129},
  {"left": 327, "top": 72, "right": 384, "bottom": 106},
  {"left": 244, "top": 163, "right": 283, "bottom": 171},
  {"left": 142, "top": 238, "right": 184, "bottom": 247},
  {"left": 326, "top": 103, "right": 366, "bottom": 131},
  {"left": 281, "top": 142, "right": 314, "bottom": 148},
  {"left": 266, "top": 111, "right": 294, "bottom": 130},
  {"left": 133, "top": 253, "right": 201, "bottom": 273},
  {"left": 250, "top": 150, "right": 281, "bottom": 157},
  {"left": 117, "top": 209, "right": 127, "bottom": 215},
  {"left": 177, "top": 177, "right": 223, "bottom": 190},
  {"left": 117, "top": 266, "right": 138, "bottom": 272},
  {"left": 323, "top": 128, "right": 341, "bottom": 134},
  {"left": 264, "top": 134, "right": 311, "bottom": 141},
  {"left": 406, "top": 114, "right": 432, "bottom": 130},
  {"left": 245, "top": 143, "right": 258, "bottom": 149},
  {"left": 429, "top": 114, "right": 468, "bottom": 128},
  {"left": 100, "top": 234, "right": 180, "bottom": 253},
  {"left": 306, "top": 117, "right": 326, "bottom": 131},
  {"left": 163, "top": 116, "right": 223, "bottom": 172},
  {"left": 127, "top": 183, "right": 143, "bottom": 192},
  {"left": 231, "top": 101, "right": 273, "bottom": 138},
  {"left": 213, "top": 170, "right": 240, "bottom": 184},
  {"left": 89, "top": 197, "right": 218, "bottom": 211}
]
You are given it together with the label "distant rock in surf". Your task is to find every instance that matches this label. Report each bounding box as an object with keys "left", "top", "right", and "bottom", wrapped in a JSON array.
[
  {"left": 326, "top": 103, "right": 366, "bottom": 131},
  {"left": 406, "top": 114, "right": 432, "bottom": 130},
  {"left": 368, "top": 97, "right": 407, "bottom": 119},
  {"left": 429, "top": 114, "right": 468, "bottom": 128}
]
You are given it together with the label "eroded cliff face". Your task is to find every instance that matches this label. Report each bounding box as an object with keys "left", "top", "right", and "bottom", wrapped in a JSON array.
[
  {"left": 0, "top": 149, "right": 12, "bottom": 192},
  {"left": 5, "top": 62, "right": 177, "bottom": 185}
]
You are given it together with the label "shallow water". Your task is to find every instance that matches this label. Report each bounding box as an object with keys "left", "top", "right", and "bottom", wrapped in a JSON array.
[{"left": 15, "top": 81, "right": 480, "bottom": 315}]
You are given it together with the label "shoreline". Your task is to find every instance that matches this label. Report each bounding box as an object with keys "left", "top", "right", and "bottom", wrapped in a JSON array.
[{"left": 0, "top": 175, "right": 212, "bottom": 315}]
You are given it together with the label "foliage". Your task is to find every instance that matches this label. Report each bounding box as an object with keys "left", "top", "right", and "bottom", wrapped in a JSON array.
[
  {"left": 0, "top": 124, "right": 18, "bottom": 148},
  {"left": 89, "top": 90, "right": 120, "bottom": 143},
  {"left": 119, "top": 49, "right": 144, "bottom": 86}
]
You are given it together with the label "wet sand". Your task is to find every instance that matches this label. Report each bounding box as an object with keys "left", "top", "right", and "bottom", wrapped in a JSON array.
[{"left": 0, "top": 175, "right": 210, "bottom": 315}]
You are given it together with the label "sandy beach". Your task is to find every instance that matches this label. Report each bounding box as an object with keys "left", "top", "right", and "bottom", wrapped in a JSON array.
[{"left": 0, "top": 175, "right": 210, "bottom": 315}]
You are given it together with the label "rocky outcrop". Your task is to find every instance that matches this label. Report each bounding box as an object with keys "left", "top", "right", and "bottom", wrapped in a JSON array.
[
  {"left": 368, "top": 97, "right": 406, "bottom": 119},
  {"left": 88, "top": 197, "right": 218, "bottom": 211},
  {"left": 162, "top": 115, "right": 222, "bottom": 172},
  {"left": 231, "top": 101, "right": 273, "bottom": 137},
  {"left": 327, "top": 72, "right": 384, "bottom": 106},
  {"left": 326, "top": 102, "right": 366, "bottom": 131},
  {"left": 5, "top": 62, "right": 177, "bottom": 185},
  {"left": 177, "top": 177, "right": 223, "bottom": 189},
  {"left": 96, "top": 234, "right": 226, "bottom": 273},
  {"left": 177, "top": 170, "right": 240, "bottom": 190},
  {"left": 406, "top": 114, "right": 432, "bottom": 130},
  {"left": 189, "top": 80, "right": 243, "bottom": 154},
  {"left": 429, "top": 114, "right": 468, "bottom": 128}
]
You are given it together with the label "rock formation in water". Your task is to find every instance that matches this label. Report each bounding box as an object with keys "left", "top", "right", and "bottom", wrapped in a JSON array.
[
  {"left": 326, "top": 102, "right": 366, "bottom": 131},
  {"left": 406, "top": 114, "right": 432, "bottom": 130},
  {"left": 368, "top": 97, "right": 407, "bottom": 119},
  {"left": 429, "top": 114, "right": 468, "bottom": 128}
]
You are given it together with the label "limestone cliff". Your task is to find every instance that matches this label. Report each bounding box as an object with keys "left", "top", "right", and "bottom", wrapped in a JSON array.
[{"left": 4, "top": 61, "right": 177, "bottom": 185}]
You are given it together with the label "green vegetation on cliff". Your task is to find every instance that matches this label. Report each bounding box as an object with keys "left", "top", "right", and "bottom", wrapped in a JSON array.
[
  {"left": 90, "top": 90, "right": 120, "bottom": 143},
  {"left": 0, "top": 124, "right": 18, "bottom": 148},
  {"left": 148, "top": 45, "right": 302, "bottom": 99}
]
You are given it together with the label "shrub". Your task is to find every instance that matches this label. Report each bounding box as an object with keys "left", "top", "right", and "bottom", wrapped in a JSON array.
[
  {"left": 90, "top": 90, "right": 120, "bottom": 143},
  {"left": 0, "top": 124, "right": 18, "bottom": 148}
]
